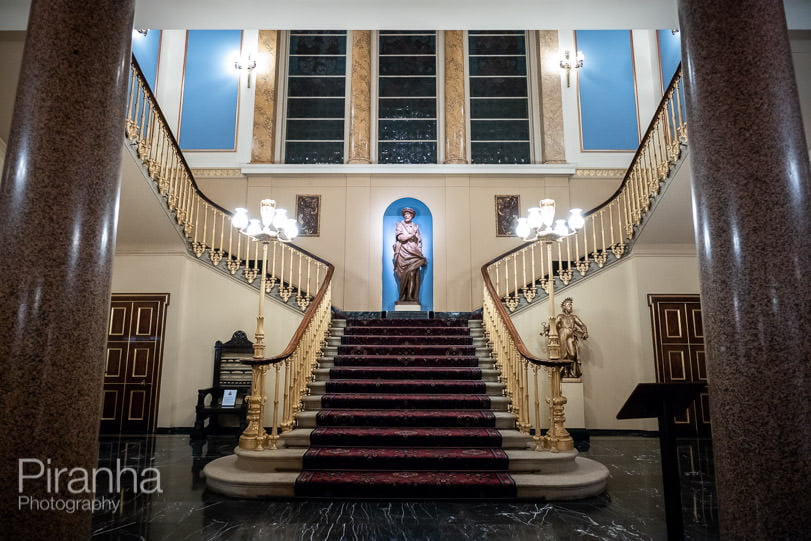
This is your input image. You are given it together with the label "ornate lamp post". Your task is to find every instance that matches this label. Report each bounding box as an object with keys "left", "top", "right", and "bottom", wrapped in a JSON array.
[
  {"left": 231, "top": 199, "right": 298, "bottom": 450},
  {"left": 515, "top": 198, "right": 584, "bottom": 451}
]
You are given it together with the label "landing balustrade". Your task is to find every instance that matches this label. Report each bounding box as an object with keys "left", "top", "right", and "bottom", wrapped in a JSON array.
[
  {"left": 125, "top": 57, "right": 334, "bottom": 451},
  {"left": 481, "top": 67, "right": 688, "bottom": 451}
]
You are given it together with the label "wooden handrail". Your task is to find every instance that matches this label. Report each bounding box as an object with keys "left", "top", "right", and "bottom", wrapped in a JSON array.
[
  {"left": 241, "top": 262, "right": 334, "bottom": 367},
  {"left": 481, "top": 259, "right": 567, "bottom": 368}
]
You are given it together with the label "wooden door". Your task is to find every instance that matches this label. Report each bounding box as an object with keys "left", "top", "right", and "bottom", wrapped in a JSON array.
[
  {"left": 101, "top": 294, "right": 169, "bottom": 434},
  {"left": 648, "top": 294, "right": 710, "bottom": 437}
]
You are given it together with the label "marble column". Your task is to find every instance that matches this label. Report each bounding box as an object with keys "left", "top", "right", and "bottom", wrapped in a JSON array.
[
  {"left": 251, "top": 30, "right": 280, "bottom": 163},
  {"left": 0, "top": 0, "right": 134, "bottom": 538},
  {"left": 678, "top": 1, "right": 811, "bottom": 538},
  {"left": 347, "top": 30, "right": 372, "bottom": 164},
  {"left": 537, "top": 31, "right": 566, "bottom": 164},
  {"left": 443, "top": 30, "right": 468, "bottom": 164}
]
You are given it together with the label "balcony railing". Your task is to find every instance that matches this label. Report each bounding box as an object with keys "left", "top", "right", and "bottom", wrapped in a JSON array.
[{"left": 125, "top": 57, "right": 334, "bottom": 451}]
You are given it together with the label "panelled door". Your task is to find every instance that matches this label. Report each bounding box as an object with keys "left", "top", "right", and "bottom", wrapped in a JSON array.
[
  {"left": 101, "top": 294, "right": 170, "bottom": 434},
  {"left": 648, "top": 294, "right": 711, "bottom": 437}
]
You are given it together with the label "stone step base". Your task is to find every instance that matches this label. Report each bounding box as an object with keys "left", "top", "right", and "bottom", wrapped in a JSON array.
[{"left": 203, "top": 453, "right": 608, "bottom": 500}]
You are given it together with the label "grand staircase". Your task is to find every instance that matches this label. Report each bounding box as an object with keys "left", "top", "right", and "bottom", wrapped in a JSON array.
[{"left": 204, "top": 316, "right": 608, "bottom": 500}]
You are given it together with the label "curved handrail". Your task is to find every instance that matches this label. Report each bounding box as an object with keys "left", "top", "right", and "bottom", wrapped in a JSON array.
[
  {"left": 489, "top": 66, "right": 687, "bottom": 263},
  {"left": 480, "top": 260, "right": 566, "bottom": 369},
  {"left": 126, "top": 56, "right": 336, "bottom": 451},
  {"left": 485, "top": 66, "right": 688, "bottom": 315},
  {"left": 479, "top": 66, "right": 688, "bottom": 452}
]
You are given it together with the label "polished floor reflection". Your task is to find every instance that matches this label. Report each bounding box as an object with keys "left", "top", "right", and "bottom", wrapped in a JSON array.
[{"left": 91, "top": 435, "right": 718, "bottom": 540}]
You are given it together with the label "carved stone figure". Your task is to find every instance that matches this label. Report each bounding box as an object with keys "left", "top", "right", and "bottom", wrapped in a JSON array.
[
  {"left": 393, "top": 207, "right": 427, "bottom": 304},
  {"left": 555, "top": 297, "right": 589, "bottom": 378}
]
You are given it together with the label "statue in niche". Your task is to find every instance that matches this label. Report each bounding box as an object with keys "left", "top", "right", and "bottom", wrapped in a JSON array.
[
  {"left": 543, "top": 297, "right": 589, "bottom": 379},
  {"left": 393, "top": 207, "right": 427, "bottom": 304}
]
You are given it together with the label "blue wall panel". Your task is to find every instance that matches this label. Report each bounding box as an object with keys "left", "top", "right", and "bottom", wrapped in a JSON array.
[
  {"left": 179, "top": 30, "right": 241, "bottom": 150},
  {"left": 658, "top": 30, "right": 682, "bottom": 88},
  {"left": 131, "top": 30, "right": 161, "bottom": 91},
  {"left": 382, "top": 198, "right": 433, "bottom": 312},
  {"left": 576, "top": 30, "right": 639, "bottom": 151}
]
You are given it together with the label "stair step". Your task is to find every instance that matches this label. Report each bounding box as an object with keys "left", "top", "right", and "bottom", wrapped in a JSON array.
[
  {"left": 303, "top": 447, "right": 509, "bottom": 471},
  {"left": 280, "top": 428, "right": 533, "bottom": 449},
  {"left": 337, "top": 345, "right": 478, "bottom": 356},
  {"left": 296, "top": 409, "right": 516, "bottom": 429},
  {"left": 308, "top": 427, "right": 505, "bottom": 447},
  {"left": 295, "top": 470, "right": 516, "bottom": 499},
  {"left": 330, "top": 355, "right": 482, "bottom": 368},
  {"left": 306, "top": 394, "right": 509, "bottom": 411},
  {"left": 308, "top": 380, "right": 503, "bottom": 396},
  {"left": 314, "top": 367, "right": 501, "bottom": 382},
  {"left": 341, "top": 335, "right": 474, "bottom": 346}
]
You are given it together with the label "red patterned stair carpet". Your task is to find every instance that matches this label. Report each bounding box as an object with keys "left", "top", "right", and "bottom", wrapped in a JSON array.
[{"left": 294, "top": 317, "right": 517, "bottom": 499}]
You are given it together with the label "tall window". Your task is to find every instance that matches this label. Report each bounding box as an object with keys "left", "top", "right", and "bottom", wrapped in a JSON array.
[
  {"left": 284, "top": 31, "right": 347, "bottom": 164},
  {"left": 468, "top": 31, "right": 531, "bottom": 164},
  {"left": 377, "top": 31, "right": 438, "bottom": 164}
]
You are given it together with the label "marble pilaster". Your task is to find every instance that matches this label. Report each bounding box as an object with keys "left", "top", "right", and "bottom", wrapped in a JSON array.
[
  {"left": 251, "top": 30, "right": 280, "bottom": 163},
  {"left": 443, "top": 30, "right": 468, "bottom": 164},
  {"left": 347, "top": 30, "right": 372, "bottom": 164},
  {"left": 678, "top": 0, "right": 811, "bottom": 538},
  {"left": 537, "top": 31, "right": 566, "bottom": 164},
  {"left": 0, "top": 0, "right": 135, "bottom": 537}
]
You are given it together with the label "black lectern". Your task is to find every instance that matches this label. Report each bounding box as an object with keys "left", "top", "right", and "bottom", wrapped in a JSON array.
[{"left": 617, "top": 382, "right": 705, "bottom": 541}]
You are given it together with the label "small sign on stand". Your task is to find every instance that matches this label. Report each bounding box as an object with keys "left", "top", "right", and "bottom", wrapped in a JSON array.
[{"left": 221, "top": 389, "right": 238, "bottom": 407}]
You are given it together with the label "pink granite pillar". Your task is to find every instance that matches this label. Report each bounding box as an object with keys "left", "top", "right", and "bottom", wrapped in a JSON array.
[
  {"left": 678, "top": 0, "right": 811, "bottom": 538},
  {"left": 0, "top": 0, "right": 134, "bottom": 537}
]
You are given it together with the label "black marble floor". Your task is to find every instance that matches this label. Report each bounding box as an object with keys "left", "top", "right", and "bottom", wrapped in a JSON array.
[{"left": 91, "top": 435, "right": 718, "bottom": 540}]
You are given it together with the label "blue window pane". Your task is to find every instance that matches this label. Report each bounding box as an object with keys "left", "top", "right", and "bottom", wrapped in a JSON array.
[
  {"left": 288, "top": 56, "right": 346, "bottom": 76},
  {"left": 470, "top": 98, "right": 528, "bottom": 119},
  {"left": 468, "top": 30, "right": 524, "bottom": 35},
  {"left": 379, "top": 77, "right": 435, "bottom": 97},
  {"left": 469, "top": 56, "right": 526, "bottom": 76},
  {"left": 471, "top": 142, "right": 531, "bottom": 164},
  {"left": 470, "top": 120, "right": 530, "bottom": 141},
  {"left": 286, "top": 119, "right": 344, "bottom": 140},
  {"left": 287, "top": 98, "right": 345, "bottom": 119},
  {"left": 379, "top": 98, "right": 437, "bottom": 119},
  {"left": 379, "top": 56, "right": 436, "bottom": 76},
  {"left": 379, "top": 142, "right": 436, "bottom": 164},
  {"left": 285, "top": 142, "right": 344, "bottom": 164},
  {"left": 379, "top": 120, "right": 436, "bottom": 141},
  {"left": 468, "top": 35, "right": 526, "bottom": 55},
  {"left": 288, "top": 77, "right": 346, "bottom": 97},
  {"left": 469, "top": 77, "right": 527, "bottom": 97},
  {"left": 379, "top": 34, "right": 436, "bottom": 55},
  {"left": 289, "top": 35, "right": 346, "bottom": 55}
]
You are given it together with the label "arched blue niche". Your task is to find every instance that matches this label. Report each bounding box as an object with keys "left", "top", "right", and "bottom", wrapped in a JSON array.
[{"left": 382, "top": 198, "right": 433, "bottom": 311}]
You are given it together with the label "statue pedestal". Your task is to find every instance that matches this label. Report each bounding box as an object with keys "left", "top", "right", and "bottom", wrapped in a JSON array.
[
  {"left": 394, "top": 302, "right": 421, "bottom": 311},
  {"left": 562, "top": 380, "right": 585, "bottom": 427},
  {"left": 562, "top": 379, "right": 589, "bottom": 450}
]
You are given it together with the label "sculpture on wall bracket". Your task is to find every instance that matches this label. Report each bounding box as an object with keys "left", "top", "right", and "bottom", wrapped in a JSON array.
[
  {"left": 542, "top": 297, "right": 589, "bottom": 379},
  {"left": 393, "top": 207, "right": 428, "bottom": 305}
]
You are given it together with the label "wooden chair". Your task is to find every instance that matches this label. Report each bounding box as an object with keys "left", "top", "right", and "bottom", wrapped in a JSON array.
[{"left": 191, "top": 331, "right": 253, "bottom": 441}]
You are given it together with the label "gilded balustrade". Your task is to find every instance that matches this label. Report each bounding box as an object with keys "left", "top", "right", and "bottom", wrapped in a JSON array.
[
  {"left": 481, "top": 68, "right": 688, "bottom": 452},
  {"left": 126, "top": 58, "right": 327, "bottom": 312},
  {"left": 125, "top": 58, "right": 335, "bottom": 452},
  {"left": 488, "top": 68, "right": 688, "bottom": 314}
]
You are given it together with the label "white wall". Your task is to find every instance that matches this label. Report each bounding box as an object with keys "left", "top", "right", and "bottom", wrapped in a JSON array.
[
  {"left": 196, "top": 171, "right": 623, "bottom": 312},
  {"left": 511, "top": 251, "right": 701, "bottom": 431},
  {"left": 111, "top": 252, "right": 303, "bottom": 427}
]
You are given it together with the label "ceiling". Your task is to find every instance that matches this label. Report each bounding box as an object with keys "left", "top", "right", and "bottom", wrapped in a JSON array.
[{"left": 1, "top": 0, "right": 810, "bottom": 31}]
